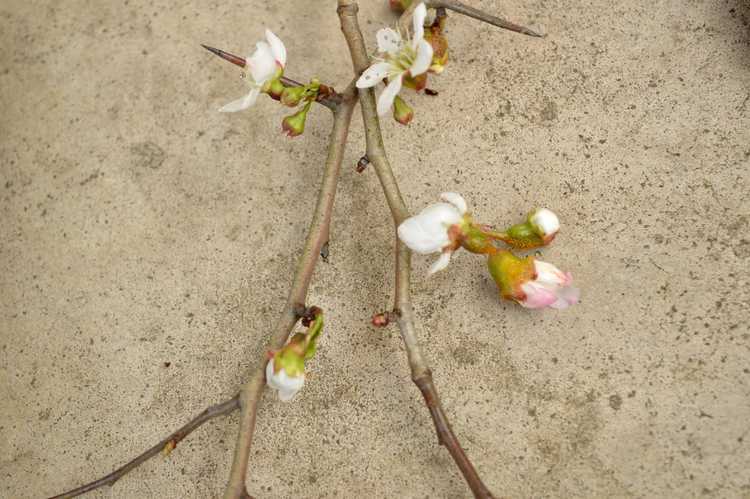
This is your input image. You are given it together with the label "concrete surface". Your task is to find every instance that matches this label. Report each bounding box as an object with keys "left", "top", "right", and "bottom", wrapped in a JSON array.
[{"left": 1, "top": 0, "right": 749, "bottom": 497}]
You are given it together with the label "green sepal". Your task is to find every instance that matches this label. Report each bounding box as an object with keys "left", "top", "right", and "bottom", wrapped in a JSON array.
[
  {"left": 303, "top": 312, "right": 324, "bottom": 360},
  {"left": 486, "top": 250, "right": 535, "bottom": 300}
]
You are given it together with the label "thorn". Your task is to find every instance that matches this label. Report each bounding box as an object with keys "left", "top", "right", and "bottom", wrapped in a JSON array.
[{"left": 201, "top": 44, "right": 246, "bottom": 68}]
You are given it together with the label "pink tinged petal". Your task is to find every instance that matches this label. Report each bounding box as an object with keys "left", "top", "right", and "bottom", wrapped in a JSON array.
[
  {"left": 549, "top": 286, "right": 580, "bottom": 309},
  {"left": 376, "top": 28, "right": 402, "bottom": 54},
  {"left": 428, "top": 251, "right": 452, "bottom": 275},
  {"left": 377, "top": 73, "right": 403, "bottom": 116},
  {"left": 247, "top": 41, "right": 277, "bottom": 84},
  {"left": 356, "top": 61, "right": 391, "bottom": 89},
  {"left": 439, "top": 192, "right": 468, "bottom": 215},
  {"left": 219, "top": 87, "right": 260, "bottom": 112},
  {"left": 265, "top": 29, "right": 287, "bottom": 67},
  {"left": 410, "top": 39, "right": 433, "bottom": 77},
  {"left": 412, "top": 2, "right": 427, "bottom": 47},
  {"left": 533, "top": 260, "right": 569, "bottom": 286},
  {"left": 520, "top": 282, "right": 559, "bottom": 309}
]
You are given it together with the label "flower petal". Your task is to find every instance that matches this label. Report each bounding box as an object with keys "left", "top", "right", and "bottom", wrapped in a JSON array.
[
  {"left": 439, "top": 192, "right": 468, "bottom": 215},
  {"left": 376, "top": 28, "right": 402, "bottom": 55},
  {"left": 265, "top": 29, "right": 287, "bottom": 67},
  {"left": 412, "top": 2, "right": 427, "bottom": 46},
  {"left": 219, "top": 88, "right": 261, "bottom": 112},
  {"left": 247, "top": 41, "right": 277, "bottom": 84},
  {"left": 428, "top": 251, "right": 452, "bottom": 275},
  {"left": 549, "top": 286, "right": 580, "bottom": 309},
  {"left": 356, "top": 61, "right": 392, "bottom": 88},
  {"left": 520, "top": 282, "right": 559, "bottom": 309},
  {"left": 410, "top": 39, "right": 433, "bottom": 77},
  {"left": 533, "top": 260, "right": 570, "bottom": 286},
  {"left": 377, "top": 73, "right": 403, "bottom": 116}
]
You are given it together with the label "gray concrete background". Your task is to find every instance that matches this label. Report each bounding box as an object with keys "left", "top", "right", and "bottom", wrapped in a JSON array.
[{"left": 1, "top": 0, "right": 749, "bottom": 497}]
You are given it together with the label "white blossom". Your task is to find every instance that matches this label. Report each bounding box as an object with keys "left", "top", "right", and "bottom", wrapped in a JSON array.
[
  {"left": 356, "top": 3, "right": 433, "bottom": 116},
  {"left": 397, "top": 192, "right": 467, "bottom": 274},
  {"left": 220, "top": 30, "right": 287, "bottom": 113}
]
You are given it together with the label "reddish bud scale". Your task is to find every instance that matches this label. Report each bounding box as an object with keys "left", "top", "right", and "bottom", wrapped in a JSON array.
[{"left": 371, "top": 313, "right": 390, "bottom": 327}]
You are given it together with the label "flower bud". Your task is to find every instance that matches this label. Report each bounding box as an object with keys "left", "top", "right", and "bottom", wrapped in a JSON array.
[
  {"left": 281, "top": 101, "right": 312, "bottom": 137},
  {"left": 487, "top": 250, "right": 579, "bottom": 310},
  {"left": 500, "top": 208, "right": 561, "bottom": 249},
  {"left": 281, "top": 86, "right": 307, "bottom": 107},
  {"left": 265, "top": 77, "right": 285, "bottom": 101},
  {"left": 392, "top": 95, "right": 414, "bottom": 125}
]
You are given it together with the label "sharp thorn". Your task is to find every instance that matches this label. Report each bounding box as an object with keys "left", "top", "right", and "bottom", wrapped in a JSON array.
[{"left": 200, "top": 44, "right": 246, "bottom": 68}]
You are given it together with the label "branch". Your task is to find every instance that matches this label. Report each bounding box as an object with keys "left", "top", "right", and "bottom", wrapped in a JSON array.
[
  {"left": 48, "top": 395, "right": 240, "bottom": 499},
  {"left": 399, "top": 0, "right": 543, "bottom": 37},
  {"left": 337, "top": 2, "right": 495, "bottom": 498},
  {"left": 222, "top": 80, "right": 359, "bottom": 499}
]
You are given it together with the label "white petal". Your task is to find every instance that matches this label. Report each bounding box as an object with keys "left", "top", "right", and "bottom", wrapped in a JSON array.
[
  {"left": 533, "top": 260, "right": 569, "bottom": 286},
  {"left": 439, "top": 192, "right": 468, "bottom": 215},
  {"left": 377, "top": 73, "right": 403, "bottom": 116},
  {"left": 265, "top": 29, "right": 287, "bottom": 67},
  {"left": 428, "top": 251, "right": 452, "bottom": 275},
  {"left": 412, "top": 2, "right": 427, "bottom": 46},
  {"left": 219, "top": 88, "right": 260, "bottom": 112},
  {"left": 376, "top": 28, "right": 402, "bottom": 55},
  {"left": 356, "top": 61, "right": 391, "bottom": 89},
  {"left": 398, "top": 216, "right": 446, "bottom": 254},
  {"left": 530, "top": 208, "right": 560, "bottom": 236},
  {"left": 247, "top": 41, "right": 277, "bottom": 84},
  {"left": 409, "top": 39, "right": 433, "bottom": 77}
]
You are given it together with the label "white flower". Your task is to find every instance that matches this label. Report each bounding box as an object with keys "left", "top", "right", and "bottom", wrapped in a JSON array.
[
  {"left": 220, "top": 29, "right": 287, "bottom": 113},
  {"left": 397, "top": 192, "right": 467, "bottom": 275},
  {"left": 529, "top": 208, "right": 560, "bottom": 241},
  {"left": 520, "top": 260, "right": 579, "bottom": 310},
  {"left": 356, "top": 2, "right": 434, "bottom": 116},
  {"left": 265, "top": 357, "right": 305, "bottom": 402}
]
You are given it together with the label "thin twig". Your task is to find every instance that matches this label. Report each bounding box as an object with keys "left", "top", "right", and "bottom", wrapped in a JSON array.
[
  {"left": 337, "top": 2, "right": 495, "bottom": 498},
  {"left": 222, "top": 81, "right": 359, "bottom": 499},
  {"left": 399, "top": 0, "right": 543, "bottom": 37},
  {"left": 48, "top": 395, "right": 240, "bottom": 499}
]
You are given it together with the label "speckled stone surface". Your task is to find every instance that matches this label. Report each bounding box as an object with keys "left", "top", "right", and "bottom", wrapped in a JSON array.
[{"left": 1, "top": 1, "right": 749, "bottom": 497}]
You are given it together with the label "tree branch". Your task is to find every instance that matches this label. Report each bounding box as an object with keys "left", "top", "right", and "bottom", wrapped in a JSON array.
[
  {"left": 337, "top": 2, "right": 495, "bottom": 498},
  {"left": 399, "top": 0, "right": 543, "bottom": 37},
  {"left": 48, "top": 395, "right": 240, "bottom": 499},
  {"left": 222, "top": 80, "right": 359, "bottom": 499}
]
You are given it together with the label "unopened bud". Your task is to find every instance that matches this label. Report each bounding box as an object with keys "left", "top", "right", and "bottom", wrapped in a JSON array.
[
  {"left": 371, "top": 312, "right": 391, "bottom": 327},
  {"left": 266, "top": 78, "right": 285, "bottom": 101},
  {"left": 426, "top": 29, "right": 449, "bottom": 74},
  {"left": 282, "top": 101, "right": 312, "bottom": 137},
  {"left": 281, "top": 86, "right": 307, "bottom": 107},
  {"left": 393, "top": 95, "right": 414, "bottom": 125}
]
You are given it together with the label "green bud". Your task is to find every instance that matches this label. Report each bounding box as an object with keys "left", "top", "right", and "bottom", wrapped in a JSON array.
[
  {"left": 393, "top": 95, "right": 414, "bottom": 125},
  {"left": 265, "top": 78, "right": 285, "bottom": 101},
  {"left": 281, "top": 86, "right": 307, "bottom": 107},
  {"left": 282, "top": 101, "right": 312, "bottom": 137}
]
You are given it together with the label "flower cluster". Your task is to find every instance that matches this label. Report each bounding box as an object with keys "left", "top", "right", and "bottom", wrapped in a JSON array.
[
  {"left": 216, "top": 30, "right": 331, "bottom": 137},
  {"left": 398, "top": 193, "right": 578, "bottom": 310},
  {"left": 357, "top": 2, "right": 450, "bottom": 124}
]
